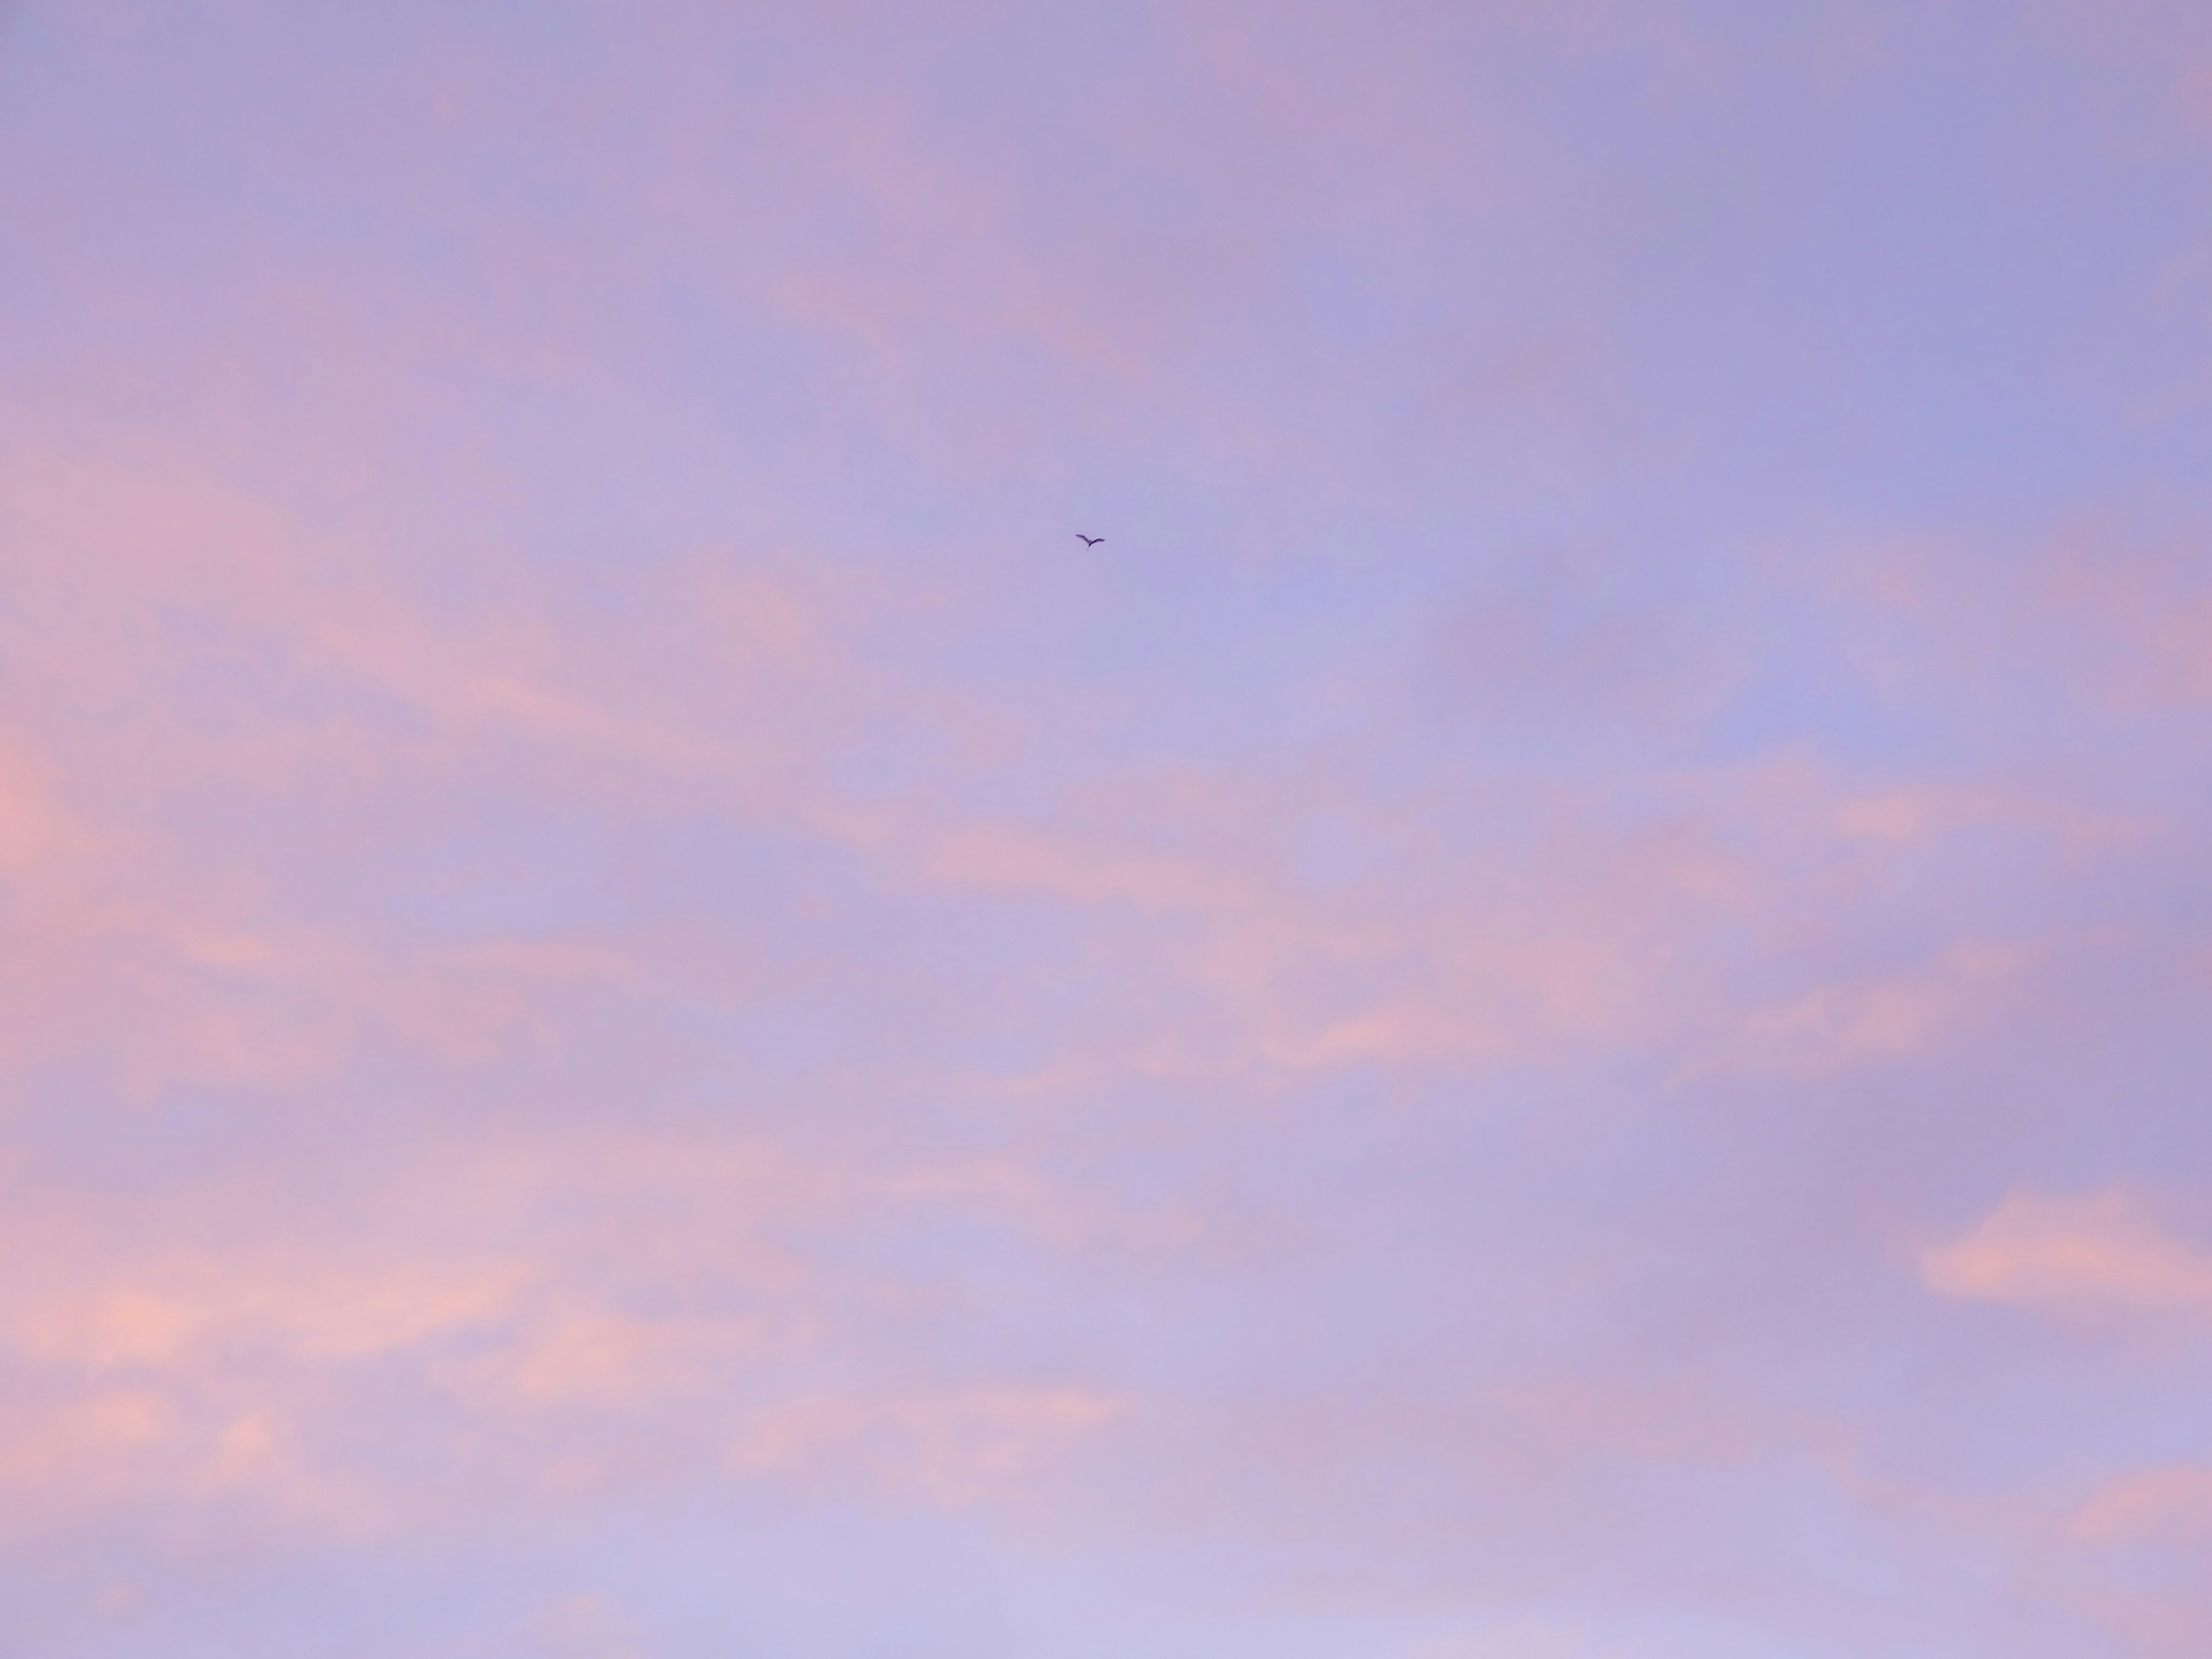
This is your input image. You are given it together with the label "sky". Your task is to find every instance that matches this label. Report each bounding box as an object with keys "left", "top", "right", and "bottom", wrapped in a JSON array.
[{"left": 4, "top": 1, "right": 2212, "bottom": 1654}]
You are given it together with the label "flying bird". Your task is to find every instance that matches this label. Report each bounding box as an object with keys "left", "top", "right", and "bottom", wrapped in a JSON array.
[{"left": 1077, "top": 534, "right": 1104, "bottom": 547}]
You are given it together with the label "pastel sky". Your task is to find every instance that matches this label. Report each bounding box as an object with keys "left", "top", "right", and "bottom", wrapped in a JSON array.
[{"left": 6, "top": 2, "right": 2212, "bottom": 1654}]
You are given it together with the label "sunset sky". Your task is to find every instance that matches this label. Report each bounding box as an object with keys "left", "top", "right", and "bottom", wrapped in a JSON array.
[{"left": 6, "top": 3, "right": 2212, "bottom": 1655}]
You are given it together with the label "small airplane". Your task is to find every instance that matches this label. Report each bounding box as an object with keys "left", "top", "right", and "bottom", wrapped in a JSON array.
[{"left": 1076, "top": 534, "right": 1104, "bottom": 547}]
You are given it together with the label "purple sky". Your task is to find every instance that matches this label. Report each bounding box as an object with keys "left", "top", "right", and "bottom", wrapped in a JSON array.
[{"left": 6, "top": 2, "right": 2212, "bottom": 1654}]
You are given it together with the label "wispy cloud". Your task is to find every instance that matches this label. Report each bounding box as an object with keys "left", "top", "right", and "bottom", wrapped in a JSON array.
[{"left": 6, "top": 1, "right": 2212, "bottom": 1654}]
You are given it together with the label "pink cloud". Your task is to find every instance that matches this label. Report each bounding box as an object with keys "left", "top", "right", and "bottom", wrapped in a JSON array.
[
  {"left": 6, "top": 2, "right": 2212, "bottom": 1650},
  {"left": 1922, "top": 1189, "right": 2212, "bottom": 1312},
  {"left": 1703, "top": 942, "right": 2033, "bottom": 1080},
  {"left": 0, "top": 1121, "right": 1142, "bottom": 1548},
  {"left": 2072, "top": 1464, "right": 2212, "bottom": 1541}
]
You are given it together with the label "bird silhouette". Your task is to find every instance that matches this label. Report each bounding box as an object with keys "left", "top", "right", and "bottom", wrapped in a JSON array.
[{"left": 1077, "top": 534, "right": 1104, "bottom": 547}]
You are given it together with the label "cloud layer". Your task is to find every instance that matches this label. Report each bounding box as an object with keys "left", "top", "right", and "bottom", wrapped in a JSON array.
[{"left": 5, "top": 2, "right": 2212, "bottom": 1654}]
